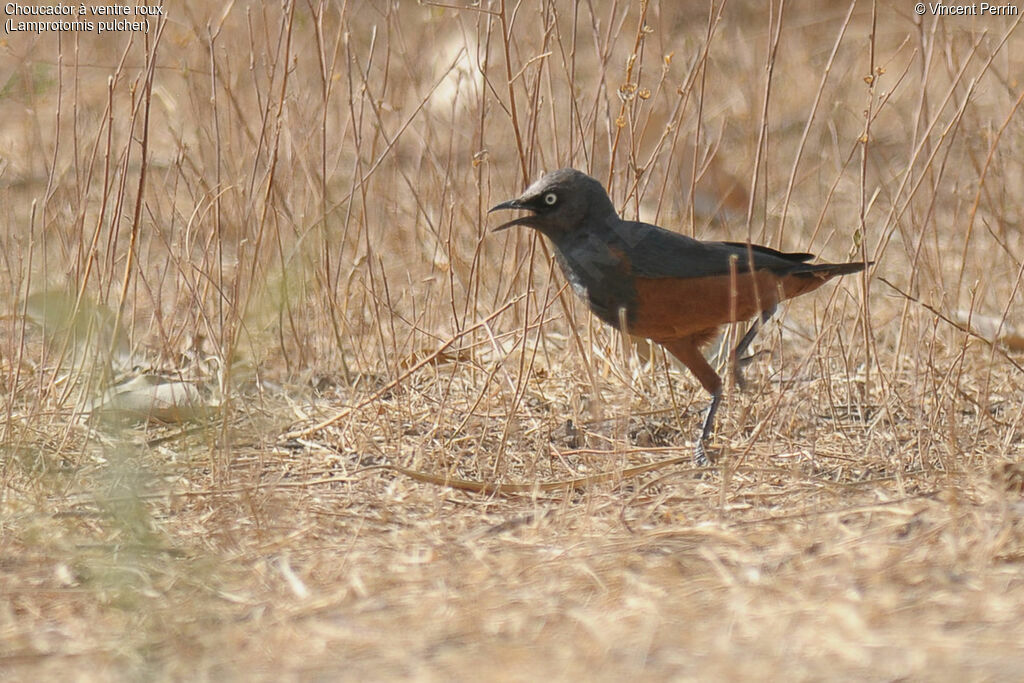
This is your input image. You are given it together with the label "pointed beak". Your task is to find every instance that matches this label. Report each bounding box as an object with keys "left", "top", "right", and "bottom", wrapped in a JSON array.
[
  {"left": 488, "top": 198, "right": 523, "bottom": 213},
  {"left": 488, "top": 197, "right": 534, "bottom": 232}
]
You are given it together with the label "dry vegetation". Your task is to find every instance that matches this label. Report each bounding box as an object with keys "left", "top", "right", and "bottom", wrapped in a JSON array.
[{"left": 3, "top": 0, "right": 1024, "bottom": 679}]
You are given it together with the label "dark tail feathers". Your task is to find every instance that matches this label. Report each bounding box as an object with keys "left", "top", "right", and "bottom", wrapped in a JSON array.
[{"left": 791, "top": 260, "right": 872, "bottom": 279}]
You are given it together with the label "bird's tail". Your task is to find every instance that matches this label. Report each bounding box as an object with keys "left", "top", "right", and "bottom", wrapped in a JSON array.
[{"left": 791, "top": 261, "right": 871, "bottom": 279}]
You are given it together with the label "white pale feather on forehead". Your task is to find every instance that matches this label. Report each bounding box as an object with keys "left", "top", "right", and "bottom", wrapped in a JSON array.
[{"left": 524, "top": 173, "right": 552, "bottom": 196}]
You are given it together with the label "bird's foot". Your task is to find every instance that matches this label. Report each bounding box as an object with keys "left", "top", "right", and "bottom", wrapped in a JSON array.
[
  {"left": 732, "top": 350, "right": 768, "bottom": 390},
  {"left": 693, "top": 440, "right": 714, "bottom": 467}
]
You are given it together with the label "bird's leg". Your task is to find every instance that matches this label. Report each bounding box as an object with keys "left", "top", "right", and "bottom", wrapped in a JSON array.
[
  {"left": 731, "top": 306, "right": 776, "bottom": 390},
  {"left": 693, "top": 388, "right": 722, "bottom": 467},
  {"left": 730, "top": 323, "right": 762, "bottom": 391},
  {"left": 662, "top": 338, "right": 724, "bottom": 467}
]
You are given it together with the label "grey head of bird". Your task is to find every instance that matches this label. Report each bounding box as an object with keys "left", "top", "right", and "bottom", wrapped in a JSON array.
[{"left": 489, "top": 168, "right": 618, "bottom": 240}]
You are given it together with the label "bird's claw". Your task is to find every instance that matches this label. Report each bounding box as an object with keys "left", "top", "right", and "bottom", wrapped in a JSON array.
[{"left": 732, "top": 360, "right": 750, "bottom": 391}]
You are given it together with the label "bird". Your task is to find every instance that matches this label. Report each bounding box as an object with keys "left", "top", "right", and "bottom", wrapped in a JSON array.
[{"left": 490, "top": 168, "right": 868, "bottom": 464}]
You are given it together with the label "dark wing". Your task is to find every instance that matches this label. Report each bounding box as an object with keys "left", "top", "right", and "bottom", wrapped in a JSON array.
[
  {"left": 720, "top": 241, "right": 814, "bottom": 263},
  {"left": 617, "top": 222, "right": 821, "bottom": 279}
]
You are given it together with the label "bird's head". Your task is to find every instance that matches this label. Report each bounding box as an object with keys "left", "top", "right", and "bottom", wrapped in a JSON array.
[{"left": 489, "top": 168, "right": 616, "bottom": 239}]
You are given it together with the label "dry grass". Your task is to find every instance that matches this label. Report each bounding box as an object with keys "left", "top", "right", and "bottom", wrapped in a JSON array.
[{"left": 3, "top": 0, "right": 1024, "bottom": 679}]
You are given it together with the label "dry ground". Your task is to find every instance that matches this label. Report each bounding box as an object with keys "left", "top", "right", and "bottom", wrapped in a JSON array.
[{"left": 3, "top": 1, "right": 1024, "bottom": 680}]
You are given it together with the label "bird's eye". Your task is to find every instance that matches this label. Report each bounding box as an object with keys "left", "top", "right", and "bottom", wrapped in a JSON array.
[{"left": 543, "top": 192, "right": 558, "bottom": 206}]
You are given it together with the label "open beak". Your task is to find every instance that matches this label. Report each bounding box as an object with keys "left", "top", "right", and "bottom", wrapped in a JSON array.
[{"left": 488, "top": 198, "right": 534, "bottom": 232}]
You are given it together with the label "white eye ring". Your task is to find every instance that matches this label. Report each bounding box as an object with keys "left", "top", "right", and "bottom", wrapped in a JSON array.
[{"left": 543, "top": 192, "right": 558, "bottom": 206}]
